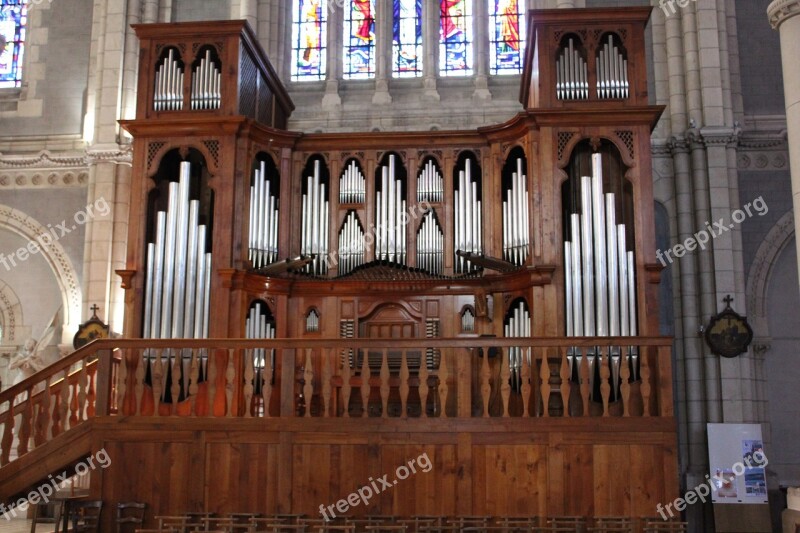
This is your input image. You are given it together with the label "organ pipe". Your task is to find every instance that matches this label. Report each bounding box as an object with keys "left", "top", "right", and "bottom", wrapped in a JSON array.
[
  {"left": 417, "top": 160, "right": 444, "bottom": 203},
  {"left": 375, "top": 155, "right": 406, "bottom": 264},
  {"left": 338, "top": 211, "right": 365, "bottom": 275},
  {"left": 454, "top": 158, "right": 482, "bottom": 273},
  {"left": 502, "top": 158, "right": 530, "bottom": 266},
  {"left": 416, "top": 210, "right": 444, "bottom": 274},
  {"left": 340, "top": 160, "right": 366, "bottom": 204},
  {"left": 249, "top": 161, "right": 280, "bottom": 269},
  {"left": 154, "top": 48, "right": 184, "bottom": 111},
  {"left": 555, "top": 38, "right": 588, "bottom": 100},
  {"left": 143, "top": 162, "right": 212, "bottom": 345},
  {"left": 504, "top": 300, "right": 531, "bottom": 379},
  {"left": 301, "top": 160, "right": 330, "bottom": 275},
  {"left": 597, "top": 35, "right": 628, "bottom": 99},
  {"left": 191, "top": 48, "right": 221, "bottom": 110},
  {"left": 563, "top": 153, "right": 638, "bottom": 393},
  {"left": 246, "top": 303, "right": 275, "bottom": 396}
]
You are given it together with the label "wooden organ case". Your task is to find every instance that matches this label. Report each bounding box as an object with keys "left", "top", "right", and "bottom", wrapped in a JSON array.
[{"left": 114, "top": 8, "right": 678, "bottom": 523}]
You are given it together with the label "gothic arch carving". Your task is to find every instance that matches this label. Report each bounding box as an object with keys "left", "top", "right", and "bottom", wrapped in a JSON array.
[
  {"left": 0, "top": 279, "right": 23, "bottom": 343},
  {"left": 746, "top": 210, "right": 795, "bottom": 343},
  {"left": 0, "top": 204, "right": 82, "bottom": 333}
]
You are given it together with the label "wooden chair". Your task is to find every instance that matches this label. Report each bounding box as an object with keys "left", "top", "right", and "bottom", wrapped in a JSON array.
[
  {"left": 117, "top": 502, "right": 148, "bottom": 533},
  {"left": 69, "top": 500, "right": 103, "bottom": 533},
  {"left": 641, "top": 520, "right": 687, "bottom": 533},
  {"left": 544, "top": 516, "right": 587, "bottom": 533}
]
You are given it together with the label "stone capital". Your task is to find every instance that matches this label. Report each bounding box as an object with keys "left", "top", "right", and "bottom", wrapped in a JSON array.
[{"left": 768, "top": 0, "right": 800, "bottom": 29}]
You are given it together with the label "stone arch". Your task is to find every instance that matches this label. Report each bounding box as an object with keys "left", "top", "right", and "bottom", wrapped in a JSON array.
[
  {"left": 746, "top": 210, "right": 795, "bottom": 343},
  {"left": 0, "top": 279, "right": 23, "bottom": 344},
  {"left": 0, "top": 204, "right": 82, "bottom": 334}
]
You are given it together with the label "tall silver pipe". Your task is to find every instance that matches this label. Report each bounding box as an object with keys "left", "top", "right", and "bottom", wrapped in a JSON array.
[
  {"left": 171, "top": 162, "right": 191, "bottom": 338},
  {"left": 160, "top": 181, "right": 179, "bottom": 338},
  {"left": 618, "top": 225, "right": 629, "bottom": 337},
  {"left": 194, "top": 225, "right": 207, "bottom": 338},
  {"left": 606, "top": 194, "right": 619, "bottom": 337},
  {"left": 580, "top": 176, "right": 595, "bottom": 336},
  {"left": 183, "top": 201, "right": 199, "bottom": 337},
  {"left": 202, "top": 253, "right": 211, "bottom": 337},
  {"left": 144, "top": 243, "right": 155, "bottom": 339},
  {"left": 150, "top": 212, "right": 166, "bottom": 338},
  {"left": 591, "top": 158, "right": 607, "bottom": 337},
  {"left": 570, "top": 213, "right": 583, "bottom": 336}
]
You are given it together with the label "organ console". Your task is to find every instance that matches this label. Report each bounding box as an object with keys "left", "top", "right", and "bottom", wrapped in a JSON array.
[{"left": 119, "top": 7, "right": 665, "bottom": 413}]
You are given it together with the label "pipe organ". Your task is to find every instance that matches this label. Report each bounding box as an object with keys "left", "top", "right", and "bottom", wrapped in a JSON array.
[
  {"left": 597, "top": 35, "right": 629, "bottom": 100},
  {"left": 453, "top": 158, "right": 482, "bottom": 274},
  {"left": 338, "top": 211, "right": 366, "bottom": 275},
  {"left": 191, "top": 48, "right": 222, "bottom": 110},
  {"left": 564, "top": 153, "right": 639, "bottom": 389},
  {"left": 116, "top": 11, "right": 676, "bottom": 520},
  {"left": 301, "top": 160, "right": 330, "bottom": 275},
  {"left": 154, "top": 48, "right": 184, "bottom": 111},
  {"left": 417, "top": 159, "right": 444, "bottom": 203},
  {"left": 143, "top": 161, "right": 211, "bottom": 341},
  {"left": 502, "top": 158, "right": 530, "bottom": 266},
  {"left": 249, "top": 160, "right": 280, "bottom": 269},
  {"left": 340, "top": 160, "right": 366, "bottom": 204},
  {"left": 556, "top": 39, "right": 588, "bottom": 101},
  {"left": 416, "top": 210, "right": 444, "bottom": 274},
  {"left": 374, "top": 155, "right": 407, "bottom": 264}
]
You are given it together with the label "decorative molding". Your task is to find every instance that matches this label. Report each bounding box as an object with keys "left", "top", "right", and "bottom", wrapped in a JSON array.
[
  {"left": 746, "top": 210, "right": 795, "bottom": 341},
  {"left": 0, "top": 150, "right": 86, "bottom": 169},
  {"left": 0, "top": 279, "right": 23, "bottom": 343},
  {"left": 0, "top": 145, "right": 133, "bottom": 188},
  {"left": 768, "top": 0, "right": 800, "bottom": 29},
  {"left": 0, "top": 204, "right": 82, "bottom": 332},
  {"left": 0, "top": 170, "right": 89, "bottom": 189}
]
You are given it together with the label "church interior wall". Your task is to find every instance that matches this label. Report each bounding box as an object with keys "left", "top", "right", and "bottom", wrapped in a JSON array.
[
  {"left": 738, "top": 169, "right": 793, "bottom": 276},
  {"left": 735, "top": 0, "right": 785, "bottom": 116},
  {"left": 173, "top": 0, "right": 232, "bottom": 23}
]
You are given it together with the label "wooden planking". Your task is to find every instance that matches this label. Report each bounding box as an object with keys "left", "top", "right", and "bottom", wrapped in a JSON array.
[
  {"left": 205, "top": 442, "right": 280, "bottom": 513},
  {"left": 474, "top": 445, "right": 548, "bottom": 516},
  {"left": 593, "top": 445, "right": 632, "bottom": 517}
]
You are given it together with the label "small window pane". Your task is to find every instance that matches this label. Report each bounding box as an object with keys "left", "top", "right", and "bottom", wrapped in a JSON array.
[
  {"left": 393, "top": 0, "right": 422, "bottom": 78},
  {"left": 344, "top": 0, "right": 376, "bottom": 80},
  {"left": 0, "top": 0, "right": 27, "bottom": 89},
  {"left": 439, "top": 0, "right": 473, "bottom": 76},
  {"left": 292, "top": 0, "right": 327, "bottom": 81},
  {"left": 490, "top": 0, "right": 524, "bottom": 75}
]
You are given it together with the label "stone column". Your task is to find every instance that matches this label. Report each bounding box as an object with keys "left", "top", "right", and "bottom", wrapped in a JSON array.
[
  {"left": 323, "top": 0, "right": 343, "bottom": 110},
  {"left": 423, "top": 0, "right": 440, "bottom": 100},
  {"left": 473, "top": 0, "right": 491, "bottom": 101},
  {"left": 768, "top": 0, "right": 800, "bottom": 297},
  {"left": 373, "top": 0, "right": 392, "bottom": 104}
]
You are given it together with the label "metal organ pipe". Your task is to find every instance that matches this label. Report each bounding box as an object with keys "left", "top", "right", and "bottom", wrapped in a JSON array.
[
  {"left": 191, "top": 48, "right": 221, "bottom": 110},
  {"left": 340, "top": 161, "right": 365, "bottom": 204},
  {"left": 417, "top": 211, "right": 443, "bottom": 274},
  {"left": 505, "top": 300, "right": 531, "bottom": 377},
  {"left": 454, "top": 158, "right": 482, "bottom": 273},
  {"left": 502, "top": 158, "right": 530, "bottom": 266},
  {"left": 555, "top": 38, "right": 588, "bottom": 100},
  {"left": 249, "top": 161, "right": 280, "bottom": 269},
  {"left": 418, "top": 160, "right": 443, "bottom": 203},
  {"left": 143, "top": 161, "right": 212, "bottom": 345},
  {"left": 597, "top": 35, "right": 629, "bottom": 99},
  {"left": 154, "top": 48, "right": 184, "bottom": 111},
  {"left": 301, "top": 160, "right": 329, "bottom": 275},
  {"left": 338, "top": 211, "right": 365, "bottom": 275},
  {"left": 375, "top": 155, "right": 406, "bottom": 264},
  {"left": 562, "top": 154, "right": 639, "bottom": 390}
]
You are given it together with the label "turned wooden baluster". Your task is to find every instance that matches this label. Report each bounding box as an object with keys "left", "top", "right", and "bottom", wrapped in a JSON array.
[
  {"left": 87, "top": 365, "right": 97, "bottom": 418},
  {"left": 225, "top": 349, "right": 236, "bottom": 417},
  {"left": 321, "top": 349, "right": 332, "bottom": 418},
  {"left": 620, "top": 350, "right": 631, "bottom": 417},
  {"left": 418, "top": 350, "right": 429, "bottom": 418},
  {"left": 399, "top": 350, "right": 409, "bottom": 419},
  {"left": 579, "top": 352, "right": 590, "bottom": 417},
  {"left": 152, "top": 349, "right": 164, "bottom": 417},
  {"left": 117, "top": 349, "right": 128, "bottom": 416},
  {"left": 640, "top": 347, "right": 651, "bottom": 417},
  {"left": 500, "top": 348, "right": 511, "bottom": 418},
  {"left": 360, "top": 351, "right": 371, "bottom": 418},
  {"left": 171, "top": 351, "right": 182, "bottom": 416},
  {"left": 206, "top": 349, "right": 217, "bottom": 416},
  {"left": 18, "top": 387, "right": 33, "bottom": 455},
  {"left": 243, "top": 347, "right": 254, "bottom": 418},
  {"left": 303, "top": 349, "right": 314, "bottom": 417},
  {"left": 50, "top": 385, "right": 62, "bottom": 437},
  {"left": 134, "top": 350, "right": 145, "bottom": 416},
  {"left": 59, "top": 369, "right": 70, "bottom": 431},
  {"left": 341, "top": 349, "right": 352, "bottom": 418},
  {"left": 0, "top": 405, "right": 13, "bottom": 466},
  {"left": 559, "top": 348, "right": 570, "bottom": 418},
  {"left": 599, "top": 347, "right": 611, "bottom": 417},
  {"left": 77, "top": 359, "right": 89, "bottom": 422},
  {"left": 262, "top": 348, "right": 273, "bottom": 418},
  {"left": 189, "top": 349, "right": 199, "bottom": 416},
  {"left": 35, "top": 377, "right": 52, "bottom": 446},
  {"left": 521, "top": 348, "right": 532, "bottom": 417},
  {"left": 380, "top": 349, "right": 390, "bottom": 419},
  {"left": 539, "top": 350, "right": 551, "bottom": 417},
  {"left": 69, "top": 376, "right": 80, "bottom": 427},
  {"left": 438, "top": 349, "right": 449, "bottom": 418},
  {"left": 480, "top": 347, "right": 491, "bottom": 418}
]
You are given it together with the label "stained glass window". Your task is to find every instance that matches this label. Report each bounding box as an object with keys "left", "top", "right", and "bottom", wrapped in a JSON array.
[
  {"left": 0, "top": 0, "right": 26, "bottom": 89},
  {"left": 439, "top": 0, "right": 472, "bottom": 76},
  {"left": 490, "top": 0, "right": 524, "bottom": 75},
  {"left": 344, "top": 0, "right": 375, "bottom": 79},
  {"left": 392, "top": 0, "right": 422, "bottom": 78},
  {"left": 291, "top": 0, "right": 327, "bottom": 81}
]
